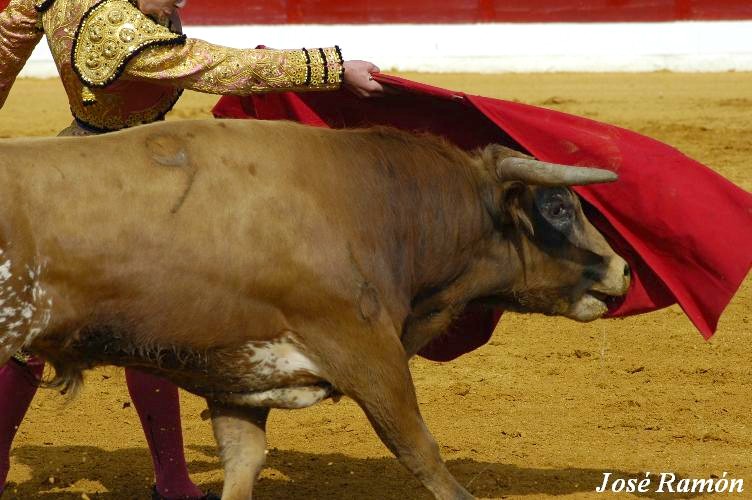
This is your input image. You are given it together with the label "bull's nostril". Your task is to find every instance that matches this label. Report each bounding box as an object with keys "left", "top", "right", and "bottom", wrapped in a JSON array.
[{"left": 624, "top": 264, "right": 631, "bottom": 278}]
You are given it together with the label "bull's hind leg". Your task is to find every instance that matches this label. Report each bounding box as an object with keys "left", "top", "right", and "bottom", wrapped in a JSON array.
[
  {"left": 319, "top": 327, "right": 474, "bottom": 500},
  {"left": 209, "top": 403, "right": 270, "bottom": 500}
]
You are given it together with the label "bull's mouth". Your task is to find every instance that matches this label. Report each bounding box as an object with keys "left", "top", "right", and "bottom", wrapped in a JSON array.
[
  {"left": 568, "top": 289, "right": 623, "bottom": 322},
  {"left": 588, "top": 290, "right": 620, "bottom": 305}
]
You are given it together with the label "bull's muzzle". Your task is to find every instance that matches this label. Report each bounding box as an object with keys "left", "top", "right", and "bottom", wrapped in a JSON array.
[{"left": 570, "top": 255, "right": 631, "bottom": 321}]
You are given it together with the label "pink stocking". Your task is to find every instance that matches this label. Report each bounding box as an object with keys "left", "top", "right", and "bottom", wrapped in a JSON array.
[
  {"left": 125, "top": 369, "right": 203, "bottom": 499},
  {"left": 0, "top": 357, "right": 45, "bottom": 494}
]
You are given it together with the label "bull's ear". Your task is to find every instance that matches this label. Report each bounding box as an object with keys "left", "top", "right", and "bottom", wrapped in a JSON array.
[
  {"left": 499, "top": 181, "right": 534, "bottom": 237},
  {"left": 482, "top": 144, "right": 531, "bottom": 179}
]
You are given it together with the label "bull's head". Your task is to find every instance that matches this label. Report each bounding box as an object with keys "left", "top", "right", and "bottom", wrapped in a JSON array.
[{"left": 482, "top": 146, "right": 630, "bottom": 321}]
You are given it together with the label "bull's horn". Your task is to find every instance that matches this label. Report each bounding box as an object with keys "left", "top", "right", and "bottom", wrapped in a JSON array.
[{"left": 497, "top": 157, "right": 618, "bottom": 186}]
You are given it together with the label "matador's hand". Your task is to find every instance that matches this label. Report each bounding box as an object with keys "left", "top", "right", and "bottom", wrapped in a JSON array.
[{"left": 343, "top": 60, "right": 384, "bottom": 98}]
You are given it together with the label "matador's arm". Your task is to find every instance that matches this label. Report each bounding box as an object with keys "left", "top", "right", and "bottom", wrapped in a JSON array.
[
  {"left": 123, "top": 39, "right": 344, "bottom": 94},
  {"left": 0, "top": 0, "right": 43, "bottom": 108}
]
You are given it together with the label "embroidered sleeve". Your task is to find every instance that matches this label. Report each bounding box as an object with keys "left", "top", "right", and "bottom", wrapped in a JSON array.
[
  {"left": 0, "top": 0, "right": 43, "bottom": 109},
  {"left": 122, "top": 39, "right": 344, "bottom": 95},
  {"left": 71, "top": 0, "right": 185, "bottom": 91}
]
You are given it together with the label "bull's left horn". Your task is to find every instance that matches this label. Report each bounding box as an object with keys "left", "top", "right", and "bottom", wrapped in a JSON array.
[{"left": 497, "top": 157, "right": 618, "bottom": 186}]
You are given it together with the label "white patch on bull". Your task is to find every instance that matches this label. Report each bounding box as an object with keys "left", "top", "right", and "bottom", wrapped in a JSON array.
[
  {"left": 0, "top": 260, "right": 11, "bottom": 282},
  {"left": 0, "top": 259, "right": 53, "bottom": 353},
  {"left": 246, "top": 338, "right": 321, "bottom": 378},
  {"left": 206, "top": 335, "right": 330, "bottom": 409},
  {"left": 217, "top": 386, "right": 332, "bottom": 409},
  {"left": 24, "top": 280, "right": 52, "bottom": 348},
  {"left": 21, "top": 305, "right": 34, "bottom": 319}
]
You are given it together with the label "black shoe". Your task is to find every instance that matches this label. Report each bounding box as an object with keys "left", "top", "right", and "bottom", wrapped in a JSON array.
[{"left": 151, "top": 485, "right": 220, "bottom": 500}]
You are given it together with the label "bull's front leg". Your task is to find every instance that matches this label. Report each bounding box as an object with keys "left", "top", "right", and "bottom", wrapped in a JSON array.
[
  {"left": 208, "top": 403, "right": 270, "bottom": 500},
  {"left": 315, "top": 323, "right": 474, "bottom": 500}
]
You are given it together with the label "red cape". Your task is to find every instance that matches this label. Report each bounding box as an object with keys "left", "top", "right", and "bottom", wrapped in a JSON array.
[{"left": 212, "top": 74, "right": 752, "bottom": 361}]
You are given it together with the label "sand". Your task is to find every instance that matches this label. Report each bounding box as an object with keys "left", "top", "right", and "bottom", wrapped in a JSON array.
[{"left": 1, "top": 72, "right": 750, "bottom": 499}]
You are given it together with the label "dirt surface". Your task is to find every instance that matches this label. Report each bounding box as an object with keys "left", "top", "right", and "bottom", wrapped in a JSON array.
[{"left": 1, "top": 73, "right": 751, "bottom": 499}]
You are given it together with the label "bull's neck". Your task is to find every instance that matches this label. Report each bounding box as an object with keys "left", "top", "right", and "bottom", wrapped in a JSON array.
[{"left": 391, "top": 164, "right": 494, "bottom": 302}]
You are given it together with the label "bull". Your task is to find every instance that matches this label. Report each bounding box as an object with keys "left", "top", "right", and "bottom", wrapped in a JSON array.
[{"left": 0, "top": 119, "right": 629, "bottom": 499}]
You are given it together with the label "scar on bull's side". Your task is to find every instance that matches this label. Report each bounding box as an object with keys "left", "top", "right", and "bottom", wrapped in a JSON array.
[
  {"left": 144, "top": 134, "right": 197, "bottom": 214},
  {"left": 169, "top": 169, "right": 198, "bottom": 215},
  {"left": 347, "top": 244, "right": 381, "bottom": 322}
]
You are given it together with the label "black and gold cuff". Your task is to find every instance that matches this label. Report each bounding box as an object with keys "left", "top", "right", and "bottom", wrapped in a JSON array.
[{"left": 304, "top": 45, "right": 343, "bottom": 90}]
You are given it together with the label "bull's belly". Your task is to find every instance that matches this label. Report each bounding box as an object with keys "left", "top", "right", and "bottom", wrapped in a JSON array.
[
  {"left": 189, "top": 335, "right": 334, "bottom": 409},
  {"left": 35, "top": 332, "right": 333, "bottom": 410},
  {"left": 206, "top": 385, "right": 334, "bottom": 410}
]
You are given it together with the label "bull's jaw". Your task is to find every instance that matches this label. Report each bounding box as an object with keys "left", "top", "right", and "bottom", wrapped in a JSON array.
[
  {"left": 566, "top": 292, "right": 610, "bottom": 321},
  {"left": 567, "top": 256, "right": 631, "bottom": 322}
]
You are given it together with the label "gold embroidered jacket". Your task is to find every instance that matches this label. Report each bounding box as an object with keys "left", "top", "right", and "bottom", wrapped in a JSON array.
[{"left": 0, "top": 0, "right": 344, "bottom": 131}]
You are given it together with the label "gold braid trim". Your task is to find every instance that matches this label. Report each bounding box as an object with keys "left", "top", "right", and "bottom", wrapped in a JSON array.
[
  {"left": 322, "top": 45, "right": 344, "bottom": 86},
  {"left": 72, "top": 0, "right": 185, "bottom": 91},
  {"left": 307, "top": 47, "right": 326, "bottom": 87},
  {"left": 12, "top": 349, "right": 32, "bottom": 365}
]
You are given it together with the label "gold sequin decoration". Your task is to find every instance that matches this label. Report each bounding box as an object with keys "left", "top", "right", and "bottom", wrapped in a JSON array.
[
  {"left": 72, "top": 0, "right": 183, "bottom": 88},
  {"left": 124, "top": 41, "right": 343, "bottom": 95}
]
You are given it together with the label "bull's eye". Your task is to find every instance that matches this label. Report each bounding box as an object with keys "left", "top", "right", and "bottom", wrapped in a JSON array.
[
  {"left": 548, "top": 201, "right": 569, "bottom": 219},
  {"left": 542, "top": 194, "right": 573, "bottom": 223},
  {"left": 533, "top": 188, "right": 575, "bottom": 239}
]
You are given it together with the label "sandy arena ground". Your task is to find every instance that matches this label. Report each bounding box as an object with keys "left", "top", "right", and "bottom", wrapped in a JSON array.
[{"left": 1, "top": 73, "right": 751, "bottom": 499}]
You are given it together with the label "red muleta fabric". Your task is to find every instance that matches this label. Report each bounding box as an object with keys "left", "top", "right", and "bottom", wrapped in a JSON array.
[{"left": 212, "top": 74, "right": 752, "bottom": 361}]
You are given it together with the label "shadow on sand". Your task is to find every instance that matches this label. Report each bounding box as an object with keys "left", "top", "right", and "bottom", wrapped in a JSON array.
[{"left": 4, "top": 445, "right": 701, "bottom": 499}]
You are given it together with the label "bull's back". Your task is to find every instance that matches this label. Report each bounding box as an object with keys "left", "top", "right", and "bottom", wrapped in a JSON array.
[
  {"left": 0, "top": 120, "right": 385, "bottom": 347},
  {"left": 0, "top": 120, "right": 352, "bottom": 254}
]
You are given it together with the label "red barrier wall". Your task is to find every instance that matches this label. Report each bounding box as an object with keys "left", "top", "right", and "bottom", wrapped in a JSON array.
[
  {"left": 180, "top": 0, "right": 752, "bottom": 24},
  {"left": 3, "top": 0, "right": 752, "bottom": 24}
]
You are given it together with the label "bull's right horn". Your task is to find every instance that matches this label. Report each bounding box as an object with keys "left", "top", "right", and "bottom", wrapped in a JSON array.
[{"left": 497, "top": 157, "right": 618, "bottom": 186}]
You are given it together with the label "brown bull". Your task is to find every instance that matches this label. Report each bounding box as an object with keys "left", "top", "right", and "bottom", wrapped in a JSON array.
[{"left": 0, "top": 119, "right": 629, "bottom": 500}]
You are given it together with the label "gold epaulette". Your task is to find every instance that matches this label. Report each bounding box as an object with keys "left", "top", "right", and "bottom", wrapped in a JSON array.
[{"left": 72, "top": 0, "right": 186, "bottom": 100}]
